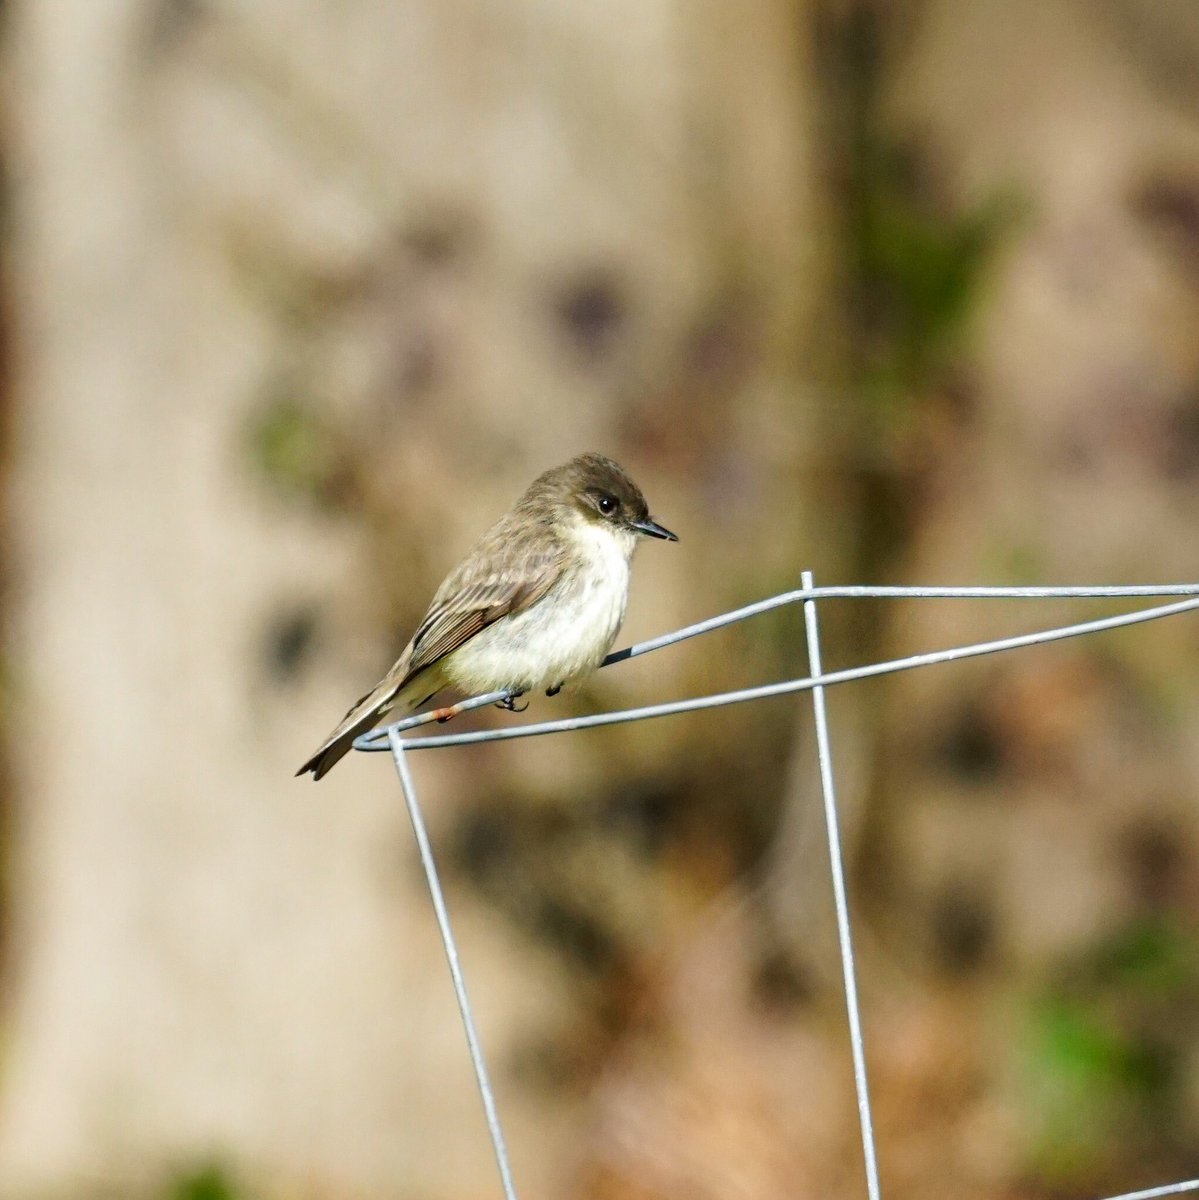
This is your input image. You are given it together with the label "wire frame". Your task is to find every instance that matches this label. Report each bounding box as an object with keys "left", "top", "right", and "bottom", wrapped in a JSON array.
[{"left": 355, "top": 578, "right": 1199, "bottom": 1200}]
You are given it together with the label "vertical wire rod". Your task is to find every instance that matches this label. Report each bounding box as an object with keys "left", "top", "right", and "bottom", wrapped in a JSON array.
[
  {"left": 802, "top": 571, "right": 882, "bottom": 1200},
  {"left": 387, "top": 728, "right": 519, "bottom": 1200}
]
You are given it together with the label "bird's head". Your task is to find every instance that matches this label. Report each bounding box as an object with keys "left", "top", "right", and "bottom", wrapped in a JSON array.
[{"left": 548, "top": 452, "right": 678, "bottom": 551}]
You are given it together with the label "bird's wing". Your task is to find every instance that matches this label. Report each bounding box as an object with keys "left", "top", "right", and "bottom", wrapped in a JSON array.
[
  {"left": 398, "top": 553, "right": 561, "bottom": 686},
  {"left": 296, "top": 540, "right": 561, "bottom": 779}
]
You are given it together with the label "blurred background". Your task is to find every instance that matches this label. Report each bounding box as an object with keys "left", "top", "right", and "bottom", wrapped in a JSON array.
[{"left": 2, "top": 0, "right": 1199, "bottom": 1197}]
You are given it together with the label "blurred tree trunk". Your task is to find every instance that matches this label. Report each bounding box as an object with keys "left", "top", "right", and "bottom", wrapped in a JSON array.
[{"left": 0, "top": 0, "right": 819, "bottom": 1196}]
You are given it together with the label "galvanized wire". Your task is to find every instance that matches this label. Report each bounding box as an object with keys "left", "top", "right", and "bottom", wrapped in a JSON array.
[
  {"left": 386, "top": 730, "right": 518, "bottom": 1200},
  {"left": 361, "top": 580, "right": 1199, "bottom": 1200},
  {"left": 802, "top": 572, "right": 880, "bottom": 1200},
  {"left": 357, "top": 591, "right": 1199, "bottom": 753},
  {"left": 1104, "top": 1184, "right": 1199, "bottom": 1200}
]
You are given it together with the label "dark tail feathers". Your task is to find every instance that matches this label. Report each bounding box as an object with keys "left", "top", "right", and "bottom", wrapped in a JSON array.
[{"left": 295, "top": 682, "right": 398, "bottom": 781}]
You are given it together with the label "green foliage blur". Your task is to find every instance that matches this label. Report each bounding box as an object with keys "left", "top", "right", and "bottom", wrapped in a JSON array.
[
  {"left": 1019, "top": 920, "right": 1199, "bottom": 1185},
  {"left": 168, "top": 1163, "right": 246, "bottom": 1200}
]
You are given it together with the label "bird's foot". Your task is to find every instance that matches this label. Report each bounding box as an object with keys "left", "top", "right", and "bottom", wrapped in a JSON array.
[
  {"left": 546, "top": 684, "right": 562, "bottom": 698},
  {"left": 495, "top": 691, "right": 528, "bottom": 713}
]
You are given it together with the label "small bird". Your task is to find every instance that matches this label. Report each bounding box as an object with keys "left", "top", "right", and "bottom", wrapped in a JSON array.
[{"left": 296, "top": 452, "right": 677, "bottom": 779}]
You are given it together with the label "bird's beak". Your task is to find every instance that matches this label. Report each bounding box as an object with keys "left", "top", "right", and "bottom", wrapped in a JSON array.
[{"left": 630, "top": 517, "right": 678, "bottom": 542}]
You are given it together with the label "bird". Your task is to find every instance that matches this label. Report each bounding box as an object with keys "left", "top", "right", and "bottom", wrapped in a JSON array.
[{"left": 296, "top": 452, "right": 677, "bottom": 779}]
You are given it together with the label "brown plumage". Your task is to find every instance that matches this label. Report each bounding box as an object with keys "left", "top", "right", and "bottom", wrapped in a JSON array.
[{"left": 296, "top": 453, "right": 676, "bottom": 780}]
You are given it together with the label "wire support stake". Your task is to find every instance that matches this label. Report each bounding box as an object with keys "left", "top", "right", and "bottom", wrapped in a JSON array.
[
  {"left": 802, "top": 571, "right": 882, "bottom": 1200},
  {"left": 386, "top": 728, "right": 519, "bottom": 1200}
]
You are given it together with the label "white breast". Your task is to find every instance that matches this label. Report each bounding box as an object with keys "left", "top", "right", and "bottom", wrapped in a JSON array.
[{"left": 444, "top": 517, "right": 635, "bottom": 696}]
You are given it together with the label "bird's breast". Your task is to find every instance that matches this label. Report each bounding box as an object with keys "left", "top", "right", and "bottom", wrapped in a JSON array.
[{"left": 444, "top": 526, "right": 632, "bottom": 695}]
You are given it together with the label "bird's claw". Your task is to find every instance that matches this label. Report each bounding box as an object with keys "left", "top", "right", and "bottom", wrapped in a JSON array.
[{"left": 495, "top": 692, "right": 528, "bottom": 713}]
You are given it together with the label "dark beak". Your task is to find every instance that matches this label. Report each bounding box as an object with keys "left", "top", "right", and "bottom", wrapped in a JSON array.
[{"left": 630, "top": 516, "right": 678, "bottom": 542}]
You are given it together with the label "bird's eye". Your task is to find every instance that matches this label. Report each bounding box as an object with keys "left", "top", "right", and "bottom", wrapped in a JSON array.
[{"left": 597, "top": 494, "right": 617, "bottom": 516}]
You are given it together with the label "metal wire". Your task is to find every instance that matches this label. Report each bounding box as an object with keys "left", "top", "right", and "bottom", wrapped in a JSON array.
[
  {"left": 357, "top": 592, "right": 1199, "bottom": 753},
  {"left": 355, "top": 584, "right": 1199, "bottom": 752},
  {"left": 802, "top": 572, "right": 881, "bottom": 1200},
  {"left": 386, "top": 730, "right": 518, "bottom": 1200},
  {"left": 1103, "top": 1184, "right": 1199, "bottom": 1200},
  {"left": 363, "top": 580, "right": 1199, "bottom": 1200}
]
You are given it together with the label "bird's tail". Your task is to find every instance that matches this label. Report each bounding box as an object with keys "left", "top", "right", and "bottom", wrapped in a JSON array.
[{"left": 296, "top": 662, "right": 432, "bottom": 781}]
